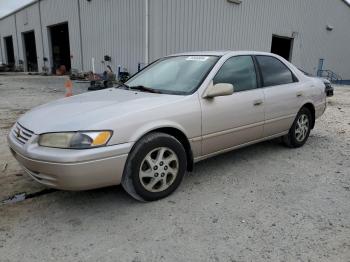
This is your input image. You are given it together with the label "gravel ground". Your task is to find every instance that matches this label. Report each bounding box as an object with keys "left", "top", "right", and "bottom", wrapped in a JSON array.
[
  {"left": 0, "top": 74, "right": 88, "bottom": 200},
  {"left": 0, "top": 74, "right": 349, "bottom": 262}
]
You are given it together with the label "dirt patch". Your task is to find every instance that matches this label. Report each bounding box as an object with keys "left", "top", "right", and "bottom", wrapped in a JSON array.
[
  {"left": 1, "top": 189, "right": 57, "bottom": 205},
  {"left": 0, "top": 109, "right": 28, "bottom": 129},
  {"left": 0, "top": 75, "right": 349, "bottom": 261},
  {"left": 0, "top": 74, "right": 89, "bottom": 201}
]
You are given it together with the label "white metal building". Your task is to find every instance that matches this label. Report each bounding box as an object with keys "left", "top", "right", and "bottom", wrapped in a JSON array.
[{"left": 0, "top": 0, "right": 349, "bottom": 81}]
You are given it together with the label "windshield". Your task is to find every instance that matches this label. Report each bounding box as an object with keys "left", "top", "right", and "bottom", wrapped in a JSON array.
[{"left": 126, "top": 56, "right": 219, "bottom": 95}]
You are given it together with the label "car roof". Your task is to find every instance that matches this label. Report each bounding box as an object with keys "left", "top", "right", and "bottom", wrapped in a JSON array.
[
  {"left": 168, "top": 50, "right": 276, "bottom": 57},
  {"left": 167, "top": 50, "right": 308, "bottom": 81}
]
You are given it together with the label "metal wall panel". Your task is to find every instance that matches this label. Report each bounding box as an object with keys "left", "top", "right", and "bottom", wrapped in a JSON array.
[
  {"left": 0, "top": 38, "right": 2, "bottom": 62},
  {"left": 39, "top": 0, "right": 82, "bottom": 71},
  {"left": 0, "top": 15, "right": 19, "bottom": 65},
  {"left": 149, "top": 0, "right": 350, "bottom": 78},
  {"left": 79, "top": 0, "right": 145, "bottom": 74},
  {"left": 0, "top": 0, "right": 349, "bottom": 78},
  {"left": 15, "top": 3, "right": 43, "bottom": 71}
]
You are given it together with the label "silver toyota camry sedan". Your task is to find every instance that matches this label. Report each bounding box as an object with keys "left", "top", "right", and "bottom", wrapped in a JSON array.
[{"left": 8, "top": 51, "right": 327, "bottom": 201}]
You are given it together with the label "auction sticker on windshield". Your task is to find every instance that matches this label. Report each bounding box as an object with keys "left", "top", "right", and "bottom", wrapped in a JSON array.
[{"left": 186, "top": 56, "right": 209, "bottom": 61}]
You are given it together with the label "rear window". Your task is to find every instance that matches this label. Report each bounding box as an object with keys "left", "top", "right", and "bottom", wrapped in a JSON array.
[{"left": 256, "top": 56, "right": 296, "bottom": 87}]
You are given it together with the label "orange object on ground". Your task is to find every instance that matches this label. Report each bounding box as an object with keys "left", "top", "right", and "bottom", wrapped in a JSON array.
[{"left": 65, "top": 80, "right": 73, "bottom": 97}]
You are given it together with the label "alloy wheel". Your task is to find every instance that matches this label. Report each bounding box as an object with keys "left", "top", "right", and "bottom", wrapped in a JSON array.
[
  {"left": 139, "top": 147, "right": 179, "bottom": 192},
  {"left": 295, "top": 114, "right": 309, "bottom": 142}
]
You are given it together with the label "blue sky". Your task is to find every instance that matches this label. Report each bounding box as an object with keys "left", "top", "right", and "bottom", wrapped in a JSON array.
[
  {"left": 1, "top": 0, "right": 350, "bottom": 18},
  {"left": 0, "top": 0, "right": 34, "bottom": 18}
]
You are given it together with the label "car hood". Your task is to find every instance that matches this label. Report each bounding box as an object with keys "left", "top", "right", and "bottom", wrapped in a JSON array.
[{"left": 18, "top": 88, "right": 186, "bottom": 134}]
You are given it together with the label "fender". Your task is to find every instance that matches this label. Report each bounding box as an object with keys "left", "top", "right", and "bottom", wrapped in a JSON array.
[{"left": 129, "top": 120, "right": 190, "bottom": 143}]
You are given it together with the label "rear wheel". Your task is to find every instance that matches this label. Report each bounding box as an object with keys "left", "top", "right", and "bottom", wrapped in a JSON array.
[
  {"left": 283, "top": 107, "right": 312, "bottom": 148},
  {"left": 122, "top": 133, "right": 187, "bottom": 201}
]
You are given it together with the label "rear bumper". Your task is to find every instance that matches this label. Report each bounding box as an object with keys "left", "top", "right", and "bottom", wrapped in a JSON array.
[{"left": 8, "top": 129, "right": 131, "bottom": 190}]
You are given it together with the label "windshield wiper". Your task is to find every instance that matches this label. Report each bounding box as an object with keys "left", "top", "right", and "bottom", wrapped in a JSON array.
[
  {"left": 116, "top": 83, "right": 160, "bottom": 93},
  {"left": 128, "top": 85, "right": 161, "bottom": 93},
  {"left": 116, "top": 82, "right": 130, "bottom": 89}
]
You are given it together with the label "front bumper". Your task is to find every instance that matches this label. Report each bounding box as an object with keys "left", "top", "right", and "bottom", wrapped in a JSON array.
[{"left": 8, "top": 125, "right": 132, "bottom": 190}]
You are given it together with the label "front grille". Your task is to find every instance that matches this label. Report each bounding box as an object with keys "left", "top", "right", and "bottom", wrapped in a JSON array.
[{"left": 12, "top": 123, "right": 34, "bottom": 145}]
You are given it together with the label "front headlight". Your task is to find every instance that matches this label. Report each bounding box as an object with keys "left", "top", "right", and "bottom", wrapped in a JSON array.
[{"left": 38, "top": 131, "right": 112, "bottom": 149}]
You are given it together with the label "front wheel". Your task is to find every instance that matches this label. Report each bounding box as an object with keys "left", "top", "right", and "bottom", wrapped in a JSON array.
[
  {"left": 283, "top": 107, "right": 312, "bottom": 148},
  {"left": 122, "top": 133, "right": 187, "bottom": 201}
]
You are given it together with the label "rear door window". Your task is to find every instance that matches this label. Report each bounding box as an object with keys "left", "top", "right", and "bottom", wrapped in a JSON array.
[{"left": 256, "top": 56, "right": 296, "bottom": 87}]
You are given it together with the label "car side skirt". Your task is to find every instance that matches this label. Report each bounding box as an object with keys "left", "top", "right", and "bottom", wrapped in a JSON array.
[{"left": 193, "top": 131, "right": 288, "bottom": 163}]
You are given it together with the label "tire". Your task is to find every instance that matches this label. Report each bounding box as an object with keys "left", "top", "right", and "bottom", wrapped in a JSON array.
[
  {"left": 283, "top": 107, "right": 312, "bottom": 148},
  {"left": 122, "top": 132, "right": 187, "bottom": 201}
]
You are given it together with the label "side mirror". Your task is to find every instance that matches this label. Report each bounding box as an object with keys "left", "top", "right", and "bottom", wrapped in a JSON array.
[{"left": 203, "top": 82, "right": 234, "bottom": 98}]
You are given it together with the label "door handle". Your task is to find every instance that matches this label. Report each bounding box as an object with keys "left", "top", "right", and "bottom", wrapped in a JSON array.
[
  {"left": 296, "top": 91, "right": 303, "bottom": 97},
  {"left": 253, "top": 99, "right": 263, "bottom": 106}
]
